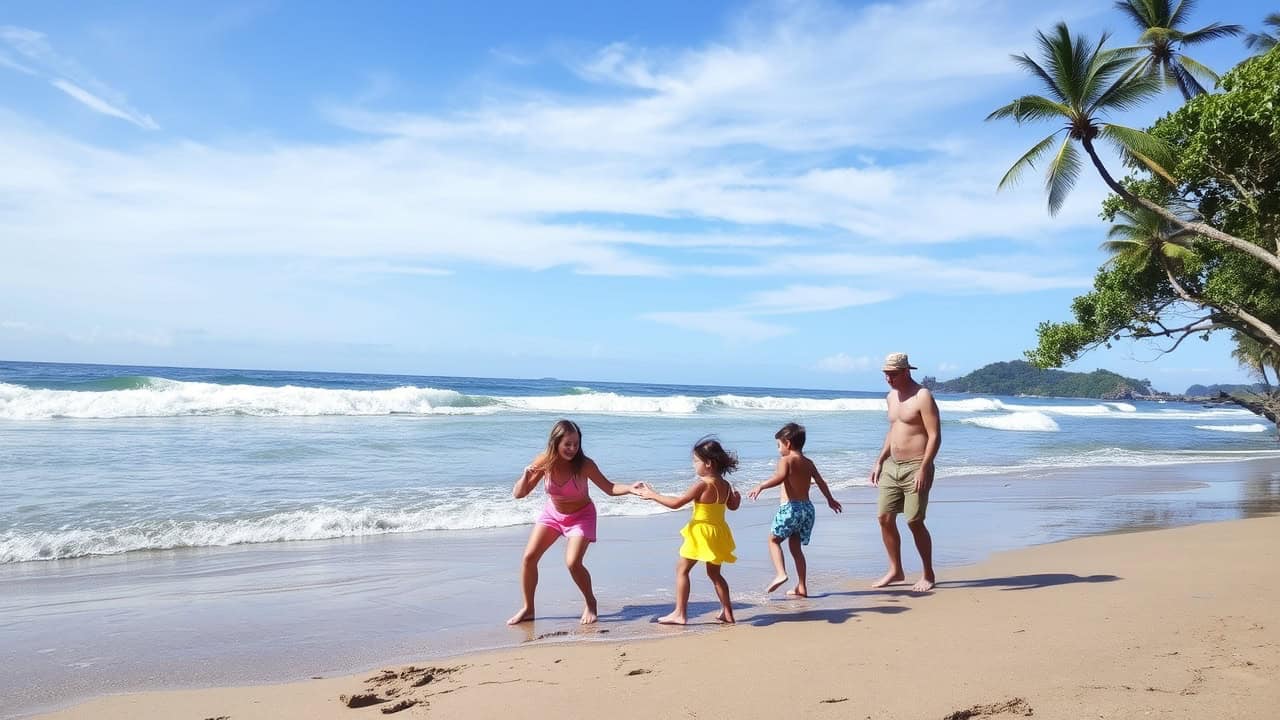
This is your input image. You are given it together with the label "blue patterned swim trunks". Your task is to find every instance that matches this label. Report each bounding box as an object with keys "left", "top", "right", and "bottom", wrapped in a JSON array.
[{"left": 770, "top": 500, "right": 816, "bottom": 545}]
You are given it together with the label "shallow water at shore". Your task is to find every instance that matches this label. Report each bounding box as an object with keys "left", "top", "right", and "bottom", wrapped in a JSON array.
[{"left": 4, "top": 458, "right": 1278, "bottom": 719}]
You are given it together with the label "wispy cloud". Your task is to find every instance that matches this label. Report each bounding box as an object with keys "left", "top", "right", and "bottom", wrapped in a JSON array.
[
  {"left": 814, "top": 352, "right": 873, "bottom": 373},
  {"left": 2, "top": 0, "right": 1115, "bottom": 355},
  {"left": 0, "top": 25, "right": 158, "bottom": 129},
  {"left": 640, "top": 310, "right": 791, "bottom": 343}
]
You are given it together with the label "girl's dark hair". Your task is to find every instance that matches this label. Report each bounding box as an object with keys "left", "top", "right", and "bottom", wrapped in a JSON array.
[
  {"left": 693, "top": 435, "right": 738, "bottom": 475},
  {"left": 536, "top": 419, "right": 587, "bottom": 474}
]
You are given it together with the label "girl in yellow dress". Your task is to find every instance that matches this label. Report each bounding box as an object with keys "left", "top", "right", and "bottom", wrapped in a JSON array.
[{"left": 635, "top": 436, "right": 740, "bottom": 624}]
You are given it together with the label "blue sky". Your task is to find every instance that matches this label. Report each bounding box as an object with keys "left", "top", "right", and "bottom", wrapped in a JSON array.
[{"left": 1, "top": 0, "right": 1273, "bottom": 392}]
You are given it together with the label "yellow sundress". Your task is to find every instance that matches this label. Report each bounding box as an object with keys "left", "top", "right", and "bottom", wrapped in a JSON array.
[{"left": 678, "top": 482, "right": 736, "bottom": 564}]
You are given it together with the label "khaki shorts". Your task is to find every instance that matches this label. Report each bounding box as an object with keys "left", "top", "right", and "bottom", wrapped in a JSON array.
[{"left": 876, "top": 458, "right": 928, "bottom": 521}]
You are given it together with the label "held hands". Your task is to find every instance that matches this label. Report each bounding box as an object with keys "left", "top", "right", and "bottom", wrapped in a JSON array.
[{"left": 630, "top": 481, "right": 657, "bottom": 499}]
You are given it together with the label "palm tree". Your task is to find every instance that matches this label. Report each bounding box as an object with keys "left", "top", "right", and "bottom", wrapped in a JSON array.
[
  {"left": 1114, "top": 0, "right": 1243, "bottom": 99},
  {"left": 1244, "top": 12, "right": 1280, "bottom": 53},
  {"left": 1231, "top": 332, "right": 1279, "bottom": 389},
  {"left": 1100, "top": 207, "right": 1196, "bottom": 268},
  {"left": 990, "top": 22, "right": 1280, "bottom": 276},
  {"left": 986, "top": 23, "right": 1170, "bottom": 216}
]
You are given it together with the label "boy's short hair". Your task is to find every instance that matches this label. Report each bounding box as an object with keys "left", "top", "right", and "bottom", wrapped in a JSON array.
[{"left": 775, "top": 422, "right": 806, "bottom": 450}]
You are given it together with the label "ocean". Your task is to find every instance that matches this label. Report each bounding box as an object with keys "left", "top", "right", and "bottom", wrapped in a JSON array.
[{"left": 2, "top": 360, "right": 1278, "bottom": 718}]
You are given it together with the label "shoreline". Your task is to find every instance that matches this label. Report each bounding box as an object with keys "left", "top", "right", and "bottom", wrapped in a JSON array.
[
  {"left": 30, "top": 512, "right": 1280, "bottom": 719},
  {"left": 6, "top": 457, "right": 1278, "bottom": 718}
]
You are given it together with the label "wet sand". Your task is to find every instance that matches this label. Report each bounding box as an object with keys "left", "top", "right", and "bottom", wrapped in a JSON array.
[
  {"left": 32, "top": 511, "right": 1280, "bottom": 719},
  {"left": 8, "top": 459, "right": 1280, "bottom": 719}
]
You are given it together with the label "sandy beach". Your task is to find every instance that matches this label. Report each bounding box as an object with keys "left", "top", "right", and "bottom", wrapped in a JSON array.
[{"left": 32, "top": 512, "right": 1279, "bottom": 720}]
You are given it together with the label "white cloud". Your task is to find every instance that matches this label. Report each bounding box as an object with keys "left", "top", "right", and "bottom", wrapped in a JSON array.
[
  {"left": 0, "top": 25, "right": 157, "bottom": 130},
  {"left": 815, "top": 352, "right": 873, "bottom": 373},
  {"left": 745, "top": 285, "right": 894, "bottom": 314},
  {"left": 50, "top": 79, "right": 158, "bottom": 129},
  {"left": 1, "top": 0, "right": 1121, "bottom": 354},
  {"left": 641, "top": 310, "right": 790, "bottom": 342}
]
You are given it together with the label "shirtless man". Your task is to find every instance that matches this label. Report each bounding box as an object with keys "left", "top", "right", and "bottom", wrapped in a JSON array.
[{"left": 870, "top": 352, "right": 941, "bottom": 592}]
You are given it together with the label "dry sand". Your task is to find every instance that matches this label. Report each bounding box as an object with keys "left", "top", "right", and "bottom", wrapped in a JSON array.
[{"left": 34, "top": 515, "right": 1279, "bottom": 720}]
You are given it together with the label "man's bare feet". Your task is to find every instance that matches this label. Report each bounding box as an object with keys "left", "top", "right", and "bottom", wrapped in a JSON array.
[
  {"left": 580, "top": 603, "right": 598, "bottom": 625},
  {"left": 911, "top": 576, "right": 935, "bottom": 592},
  {"left": 507, "top": 607, "right": 534, "bottom": 625},
  {"left": 871, "top": 570, "right": 904, "bottom": 588},
  {"left": 785, "top": 586, "right": 808, "bottom": 597},
  {"left": 657, "top": 612, "right": 687, "bottom": 625},
  {"left": 766, "top": 574, "right": 789, "bottom": 593},
  {"left": 716, "top": 610, "right": 735, "bottom": 624}
]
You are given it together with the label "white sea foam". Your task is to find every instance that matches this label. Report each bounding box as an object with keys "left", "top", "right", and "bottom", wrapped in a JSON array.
[
  {"left": 1195, "top": 424, "right": 1270, "bottom": 433},
  {"left": 0, "top": 380, "right": 494, "bottom": 419},
  {"left": 959, "top": 412, "right": 1060, "bottom": 432},
  {"left": 0, "top": 497, "right": 667, "bottom": 563},
  {"left": 0, "top": 380, "right": 1262, "bottom": 420}
]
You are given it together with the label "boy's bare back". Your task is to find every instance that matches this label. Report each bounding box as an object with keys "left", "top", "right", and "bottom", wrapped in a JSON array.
[{"left": 778, "top": 454, "right": 819, "bottom": 503}]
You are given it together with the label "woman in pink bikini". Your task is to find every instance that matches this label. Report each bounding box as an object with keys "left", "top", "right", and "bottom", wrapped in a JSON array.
[{"left": 508, "top": 419, "right": 639, "bottom": 625}]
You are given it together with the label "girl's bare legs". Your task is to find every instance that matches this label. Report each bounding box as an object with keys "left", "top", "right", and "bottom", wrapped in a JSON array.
[
  {"left": 508, "top": 524, "right": 560, "bottom": 625},
  {"left": 766, "top": 535, "right": 788, "bottom": 592},
  {"left": 564, "top": 535, "right": 598, "bottom": 624},
  {"left": 786, "top": 535, "right": 808, "bottom": 597},
  {"left": 706, "top": 562, "right": 734, "bottom": 624},
  {"left": 658, "top": 558, "right": 697, "bottom": 625}
]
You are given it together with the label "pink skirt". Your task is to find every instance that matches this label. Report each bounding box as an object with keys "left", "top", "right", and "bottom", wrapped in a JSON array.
[{"left": 536, "top": 501, "right": 597, "bottom": 542}]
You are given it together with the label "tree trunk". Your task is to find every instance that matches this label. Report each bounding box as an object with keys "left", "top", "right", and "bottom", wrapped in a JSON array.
[
  {"left": 1218, "top": 391, "right": 1280, "bottom": 438},
  {"left": 1081, "top": 137, "right": 1280, "bottom": 275}
]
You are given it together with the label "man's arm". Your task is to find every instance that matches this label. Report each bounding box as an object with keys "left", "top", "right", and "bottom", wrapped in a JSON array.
[
  {"left": 870, "top": 434, "right": 891, "bottom": 486},
  {"left": 916, "top": 389, "right": 942, "bottom": 492}
]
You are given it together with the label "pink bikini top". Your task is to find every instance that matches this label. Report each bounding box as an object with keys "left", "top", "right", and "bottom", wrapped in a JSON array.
[{"left": 545, "top": 472, "right": 590, "bottom": 502}]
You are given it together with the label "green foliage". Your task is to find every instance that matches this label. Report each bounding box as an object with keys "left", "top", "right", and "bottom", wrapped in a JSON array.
[
  {"left": 935, "top": 361, "right": 1154, "bottom": 398},
  {"left": 1185, "top": 382, "right": 1269, "bottom": 395},
  {"left": 1032, "top": 48, "right": 1280, "bottom": 369}
]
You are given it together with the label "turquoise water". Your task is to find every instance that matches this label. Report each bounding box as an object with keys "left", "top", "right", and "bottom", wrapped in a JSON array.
[
  {"left": 2, "top": 360, "right": 1279, "bottom": 718},
  {"left": 1, "top": 360, "right": 1276, "bottom": 564}
]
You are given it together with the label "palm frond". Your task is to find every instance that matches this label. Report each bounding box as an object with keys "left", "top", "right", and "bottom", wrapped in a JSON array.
[
  {"left": 1010, "top": 53, "right": 1067, "bottom": 102},
  {"left": 1244, "top": 29, "right": 1278, "bottom": 51},
  {"left": 1175, "top": 54, "right": 1220, "bottom": 84},
  {"left": 1169, "top": 0, "right": 1197, "bottom": 28},
  {"left": 1039, "top": 24, "right": 1086, "bottom": 104},
  {"left": 1089, "top": 71, "right": 1162, "bottom": 114},
  {"left": 1101, "top": 123, "right": 1177, "bottom": 183},
  {"left": 1180, "top": 22, "right": 1245, "bottom": 44},
  {"left": 996, "top": 132, "right": 1062, "bottom": 190},
  {"left": 985, "top": 95, "right": 1072, "bottom": 123},
  {"left": 1045, "top": 136, "right": 1083, "bottom": 215},
  {"left": 1113, "top": 0, "right": 1155, "bottom": 32},
  {"left": 1170, "top": 61, "right": 1209, "bottom": 97}
]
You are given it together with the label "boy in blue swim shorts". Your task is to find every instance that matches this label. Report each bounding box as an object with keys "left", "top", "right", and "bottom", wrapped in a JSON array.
[{"left": 748, "top": 423, "right": 843, "bottom": 597}]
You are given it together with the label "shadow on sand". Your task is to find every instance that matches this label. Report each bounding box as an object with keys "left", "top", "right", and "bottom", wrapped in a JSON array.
[
  {"left": 748, "top": 604, "right": 908, "bottom": 627},
  {"left": 937, "top": 573, "right": 1121, "bottom": 590}
]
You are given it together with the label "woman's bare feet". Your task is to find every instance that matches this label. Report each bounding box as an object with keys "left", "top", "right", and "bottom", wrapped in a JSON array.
[
  {"left": 785, "top": 585, "right": 808, "bottom": 597},
  {"left": 911, "top": 576, "right": 935, "bottom": 592},
  {"left": 657, "top": 612, "right": 687, "bottom": 625},
  {"left": 507, "top": 607, "right": 534, "bottom": 625},
  {"left": 580, "top": 601, "right": 598, "bottom": 625},
  {"left": 766, "top": 574, "right": 789, "bottom": 593},
  {"left": 871, "top": 570, "right": 904, "bottom": 588},
  {"left": 716, "top": 610, "right": 735, "bottom": 624}
]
